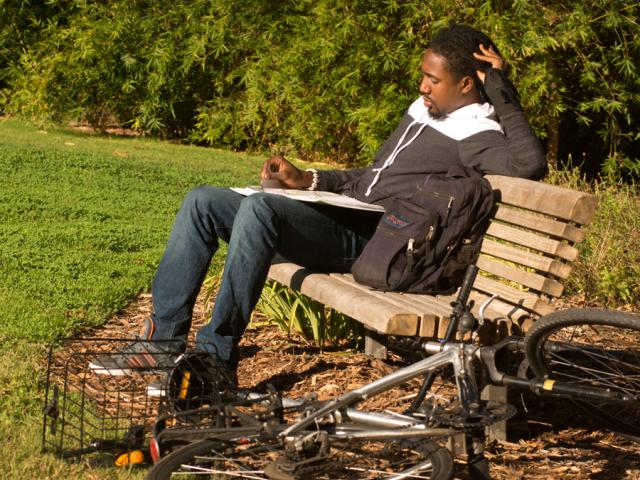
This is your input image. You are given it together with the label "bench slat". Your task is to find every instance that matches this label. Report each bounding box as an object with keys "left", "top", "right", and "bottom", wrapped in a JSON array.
[
  {"left": 471, "top": 275, "right": 555, "bottom": 316},
  {"left": 481, "top": 239, "right": 572, "bottom": 278},
  {"left": 493, "top": 205, "right": 585, "bottom": 243},
  {"left": 422, "top": 290, "right": 534, "bottom": 338},
  {"left": 328, "top": 273, "right": 452, "bottom": 317},
  {"left": 486, "top": 222, "right": 578, "bottom": 261},
  {"left": 268, "top": 264, "right": 420, "bottom": 335},
  {"left": 476, "top": 256, "right": 564, "bottom": 297},
  {"left": 487, "top": 175, "right": 598, "bottom": 225}
]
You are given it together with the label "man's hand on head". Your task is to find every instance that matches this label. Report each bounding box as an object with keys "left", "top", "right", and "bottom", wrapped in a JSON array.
[
  {"left": 259, "top": 155, "right": 314, "bottom": 190},
  {"left": 473, "top": 44, "right": 506, "bottom": 84}
]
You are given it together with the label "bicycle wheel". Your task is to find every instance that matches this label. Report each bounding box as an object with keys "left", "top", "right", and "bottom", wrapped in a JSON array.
[
  {"left": 524, "top": 308, "right": 640, "bottom": 435},
  {"left": 145, "top": 434, "right": 454, "bottom": 480}
]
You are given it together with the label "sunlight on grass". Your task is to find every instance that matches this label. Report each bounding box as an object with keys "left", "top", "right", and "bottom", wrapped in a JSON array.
[
  {"left": 0, "top": 118, "right": 265, "bottom": 479},
  {"left": 0, "top": 118, "right": 263, "bottom": 342}
]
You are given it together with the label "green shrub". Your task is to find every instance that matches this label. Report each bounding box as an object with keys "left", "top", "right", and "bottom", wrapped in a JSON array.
[
  {"left": 575, "top": 182, "right": 639, "bottom": 306},
  {"left": 548, "top": 167, "right": 640, "bottom": 307},
  {"left": 3, "top": 1, "right": 639, "bottom": 178}
]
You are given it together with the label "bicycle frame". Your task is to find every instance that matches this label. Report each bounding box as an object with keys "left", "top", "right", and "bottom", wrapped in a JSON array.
[
  {"left": 280, "top": 343, "right": 479, "bottom": 439},
  {"left": 153, "top": 332, "right": 637, "bottom": 454},
  {"left": 152, "top": 341, "right": 484, "bottom": 455}
]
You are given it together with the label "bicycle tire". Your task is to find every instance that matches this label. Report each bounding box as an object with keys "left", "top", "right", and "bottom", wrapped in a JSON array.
[
  {"left": 524, "top": 308, "right": 640, "bottom": 435},
  {"left": 145, "top": 434, "right": 454, "bottom": 480}
]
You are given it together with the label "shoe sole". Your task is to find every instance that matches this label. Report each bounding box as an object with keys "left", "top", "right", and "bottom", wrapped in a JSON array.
[
  {"left": 88, "top": 362, "right": 168, "bottom": 376},
  {"left": 147, "top": 384, "right": 166, "bottom": 397},
  {"left": 88, "top": 361, "right": 131, "bottom": 376}
]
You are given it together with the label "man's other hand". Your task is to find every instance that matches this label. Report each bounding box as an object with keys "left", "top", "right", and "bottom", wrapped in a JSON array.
[
  {"left": 260, "top": 155, "right": 313, "bottom": 189},
  {"left": 473, "top": 44, "right": 505, "bottom": 84}
]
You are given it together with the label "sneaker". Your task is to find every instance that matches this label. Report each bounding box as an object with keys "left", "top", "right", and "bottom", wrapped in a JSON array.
[
  {"left": 147, "top": 378, "right": 167, "bottom": 397},
  {"left": 146, "top": 355, "right": 238, "bottom": 397},
  {"left": 89, "top": 340, "right": 179, "bottom": 376}
]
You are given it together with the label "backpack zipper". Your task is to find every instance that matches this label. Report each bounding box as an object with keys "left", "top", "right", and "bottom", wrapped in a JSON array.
[
  {"left": 426, "top": 225, "right": 435, "bottom": 242},
  {"left": 407, "top": 238, "right": 415, "bottom": 253}
]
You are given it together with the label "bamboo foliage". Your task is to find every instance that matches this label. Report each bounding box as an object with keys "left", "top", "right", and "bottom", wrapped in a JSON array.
[{"left": 2, "top": 0, "right": 638, "bottom": 178}]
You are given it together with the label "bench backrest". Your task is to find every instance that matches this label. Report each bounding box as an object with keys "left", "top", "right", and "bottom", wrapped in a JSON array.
[{"left": 467, "top": 175, "right": 598, "bottom": 330}]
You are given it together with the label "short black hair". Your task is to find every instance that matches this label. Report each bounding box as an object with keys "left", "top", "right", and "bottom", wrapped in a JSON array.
[{"left": 427, "top": 24, "right": 499, "bottom": 81}]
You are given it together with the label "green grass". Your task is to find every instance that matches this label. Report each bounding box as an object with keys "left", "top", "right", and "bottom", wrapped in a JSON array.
[
  {"left": 0, "top": 118, "right": 264, "bottom": 342},
  {"left": 0, "top": 117, "right": 266, "bottom": 478}
]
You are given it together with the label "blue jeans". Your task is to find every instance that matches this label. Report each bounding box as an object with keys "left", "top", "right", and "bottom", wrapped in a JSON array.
[{"left": 149, "top": 186, "right": 380, "bottom": 364}]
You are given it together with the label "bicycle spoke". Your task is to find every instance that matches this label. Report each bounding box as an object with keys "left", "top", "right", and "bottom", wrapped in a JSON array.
[
  {"left": 148, "top": 436, "right": 453, "bottom": 479},
  {"left": 548, "top": 353, "right": 640, "bottom": 393},
  {"left": 524, "top": 309, "right": 640, "bottom": 435}
]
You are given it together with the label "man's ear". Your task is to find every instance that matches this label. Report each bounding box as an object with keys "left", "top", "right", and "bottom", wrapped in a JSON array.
[{"left": 459, "top": 75, "right": 476, "bottom": 94}]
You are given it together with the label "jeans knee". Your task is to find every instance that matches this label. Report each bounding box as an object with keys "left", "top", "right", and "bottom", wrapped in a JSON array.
[
  {"left": 237, "top": 192, "right": 273, "bottom": 218},
  {"left": 184, "top": 185, "right": 216, "bottom": 209}
]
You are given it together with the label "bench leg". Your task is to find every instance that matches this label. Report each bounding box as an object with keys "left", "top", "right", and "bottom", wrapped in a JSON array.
[
  {"left": 481, "top": 384, "right": 508, "bottom": 441},
  {"left": 447, "top": 386, "right": 507, "bottom": 458},
  {"left": 364, "top": 329, "right": 387, "bottom": 359},
  {"left": 447, "top": 433, "right": 466, "bottom": 458}
]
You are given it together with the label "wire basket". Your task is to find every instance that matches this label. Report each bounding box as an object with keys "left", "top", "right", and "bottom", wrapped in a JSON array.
[
  {"left": 42, "top": 338, "right": 237, "bottom": 464},
  {"left": 42, "top": 338, "right": 177, "bottom": 462}
]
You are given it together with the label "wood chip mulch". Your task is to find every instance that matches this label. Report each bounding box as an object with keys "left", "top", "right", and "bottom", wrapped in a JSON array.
[{"left": 60, "top": 292, "right": 640, "bottom": 479}]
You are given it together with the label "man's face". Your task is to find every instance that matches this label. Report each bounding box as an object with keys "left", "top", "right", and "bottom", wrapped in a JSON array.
[{"left": 419, "top": 49, "right": 472, "bottom": 119}]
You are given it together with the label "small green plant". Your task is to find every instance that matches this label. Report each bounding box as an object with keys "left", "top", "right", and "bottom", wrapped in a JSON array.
[
  {"left": 201, "top": 271, "right": 362, "bottom": 349},
  {"left": 254, "top": 280, "right": 362, "bottom": 349}
]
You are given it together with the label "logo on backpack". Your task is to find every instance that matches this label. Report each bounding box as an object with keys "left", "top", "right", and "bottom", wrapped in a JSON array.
[{"left": 382, "top": 213, "right": 412, "bottom": 229}]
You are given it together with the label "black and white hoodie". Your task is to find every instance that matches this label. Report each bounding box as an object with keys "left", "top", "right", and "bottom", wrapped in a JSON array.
[{"left": 315, "top": 69, "right": 546, "bottom": 208}]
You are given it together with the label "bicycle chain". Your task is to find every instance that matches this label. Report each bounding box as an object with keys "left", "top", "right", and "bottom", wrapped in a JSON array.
[
  {"left": 430, "top": 400, "right": 517, "bottom": 431},
  {"left": 264, "top": 437, "right": 443, "bottom": 479},
  {"left": 264, "top": 453, "right": 335, "bottom": 480}
]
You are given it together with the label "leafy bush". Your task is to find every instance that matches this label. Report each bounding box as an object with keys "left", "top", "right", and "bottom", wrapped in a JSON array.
[
  {"left": 548, "top": 167, "right": 640, "bottom": 307},
  {"left": 3, "top": 1, "right": 639, "bottom": 178}
]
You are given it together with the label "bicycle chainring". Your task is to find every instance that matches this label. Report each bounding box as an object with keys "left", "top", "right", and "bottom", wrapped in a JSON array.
[{"left": 431, "top": 400, "right": 517, "bottom": 431}]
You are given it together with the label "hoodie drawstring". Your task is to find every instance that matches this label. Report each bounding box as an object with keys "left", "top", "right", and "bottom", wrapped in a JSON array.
[{"left": 365, "top": 120, "right": 428, "bottom": 197}]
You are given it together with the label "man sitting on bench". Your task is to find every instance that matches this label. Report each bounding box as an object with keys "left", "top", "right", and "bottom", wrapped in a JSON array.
[{"left": 90, "top": 24, "right": 546, "bottom": 381}]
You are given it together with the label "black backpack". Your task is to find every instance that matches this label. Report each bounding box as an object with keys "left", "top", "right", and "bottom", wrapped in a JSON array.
[{"left": 351, "top": 166, "right": 495, "bottom": 295}]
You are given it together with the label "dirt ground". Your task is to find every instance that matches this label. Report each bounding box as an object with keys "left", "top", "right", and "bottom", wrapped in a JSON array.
[{"left": 75, "top": 292, "right": 640, "bottom": 479}]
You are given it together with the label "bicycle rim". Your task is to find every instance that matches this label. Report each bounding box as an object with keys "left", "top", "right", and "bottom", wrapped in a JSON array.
[
  {"left": 524, "top": 308, "right": 640, "bottom": 435},
  {"left": 145, "top": 434, "right": 454, "bottom": 480}
]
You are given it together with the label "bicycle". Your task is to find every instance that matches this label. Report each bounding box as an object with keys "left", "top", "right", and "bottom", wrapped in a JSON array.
[{"left": 144, "top": 265, "right": 640, "bottom": 479}]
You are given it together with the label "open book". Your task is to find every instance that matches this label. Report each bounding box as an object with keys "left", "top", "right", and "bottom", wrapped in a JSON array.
[{"left": 230, "top": 186, "right": 384, "bottom": 212}]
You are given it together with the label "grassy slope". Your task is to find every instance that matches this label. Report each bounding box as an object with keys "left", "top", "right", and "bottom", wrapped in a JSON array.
[
  {"left": 0, "top": 119, "right": 263, "bottom": 341},
  {"left": 0, "top": 118, "right": 264, "bottom": 478}
]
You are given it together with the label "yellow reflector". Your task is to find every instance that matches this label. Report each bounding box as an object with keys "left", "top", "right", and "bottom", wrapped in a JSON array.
[
  {"left": 542, "top": 379, "right": 555, "bottom": 391},
  {"left": 178, "top": 371, "right": 191, "bottom": 400},
  {"left": 115, "top": 450, "right": 145, "bottom": 467}
]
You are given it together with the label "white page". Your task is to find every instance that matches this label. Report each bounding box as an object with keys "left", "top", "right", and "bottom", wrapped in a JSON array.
[{"left": 230, "top": 186, "right": 384, "bottom": 212}]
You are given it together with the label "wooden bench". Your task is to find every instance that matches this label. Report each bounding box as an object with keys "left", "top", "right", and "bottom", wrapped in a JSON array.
[{"left": 267, "top": 175, "right": 598, "bottom": 356}]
